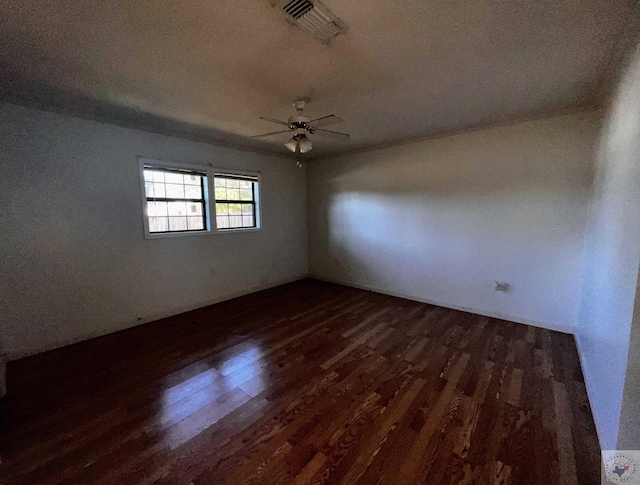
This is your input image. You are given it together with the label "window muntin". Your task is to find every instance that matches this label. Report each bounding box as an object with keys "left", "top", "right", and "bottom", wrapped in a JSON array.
[
  {"left": 214, "top": 174, "right": 258, "bottom": 230},
  {"left": 143, "top": 166, "right": 208, "bottom": 233}
]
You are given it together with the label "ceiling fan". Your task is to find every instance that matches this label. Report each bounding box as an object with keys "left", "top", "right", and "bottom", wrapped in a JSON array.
[{"left": 252, "top": 99, "right": 349, "bottom": 154}]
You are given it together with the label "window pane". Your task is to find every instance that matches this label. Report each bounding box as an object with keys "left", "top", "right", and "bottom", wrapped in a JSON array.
[
  {"left": 188, "top": 217, "right": 204, "bottom": 230},
  {"left": 228, "top": 203, "right": 241, "bottom": 215},
  {"left": 214, "top": 177, "right": 226, "bottom": 187},
  {"left": 214, "top": 188, "right": 227, "bottom": 200},
  {"left": 239, "top": 180, "right": 251, "bottom": 189},
  {"left": 240, "top": 190, "right": 253, "bottom": 201},
  {"left": 188, "top": 203, "right": 203, "bottom": 215},
  {"left": 216, "top": 203, "right": 228, "bottom": 215},
  {"left": 145, "top": 181, "right": 155, "bottom": 197},
  {"left": 165, "top": 184, "right": 185, "bottom": 198},
  {"left": 148, "top": 201, "right": 168, "bottom": 217},
  {"left": 185, "top": 185, "right": 202, "bottom": 199},
  {"left": 216, "top": 215, "right": 229, "bottom": 228},
  {"left": 152, "top": 170, "right": 165, "bottom": 182},
  {"left": 226, "top": 179, "right": 240, "bottom": 189},
  {"left": 168, "top": 201, "right": 187, "bottom": 216},
  {"left": 152, "top": 182, "right": 166, "bottom": 198},
  {"left": 169, "top": 217, "right": 188, "bottom": 231},
  {"left": 227, "top": 188, "right": 240, "bottom": 200},
  {"left": 229, "top": 215, "right": 242, "bottom": 228},
  {"left": 241, "top": 204, "right": 253, "bottom": 215},
  {"left": 144, "top": 169, "right": 155, "bottom": 182},
  {"left": 165, "top": 172, "right": 183, "bottom": 184},
  {"left": 242, "top": 216, "right": 254, "bottom": 227},
  {"left": 149, "top": 217, "right": 169, "bottom": 232},
  {"left": 184, "top": 174, "right": 201, "bottom": 185}
]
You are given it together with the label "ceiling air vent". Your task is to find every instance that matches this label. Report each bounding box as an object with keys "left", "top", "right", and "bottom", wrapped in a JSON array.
[{"left": 276, "top": 0, "right": 348, "bottom": 43}]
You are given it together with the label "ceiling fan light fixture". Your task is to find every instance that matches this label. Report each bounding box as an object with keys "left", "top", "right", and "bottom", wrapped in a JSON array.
[
  {"left": 285, "top": 134, "right": 313, "bottom": 153},
  {"left": 284, "top": 136, "right": 298, "bottom": 153},
  {"left": 297, "top": 134, "right": 313, "bottom": 153}
]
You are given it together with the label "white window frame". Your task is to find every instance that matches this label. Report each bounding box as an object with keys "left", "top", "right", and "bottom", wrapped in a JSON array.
[{"left": 138, "top": 157, "right": 261, "bottom": 239}]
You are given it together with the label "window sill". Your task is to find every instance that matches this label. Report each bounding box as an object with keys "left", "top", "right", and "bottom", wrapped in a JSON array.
[
  {"left": 144, "top": 230, "right": 213, "bottom": 240},
  {"left": 143, "top": 227, "right": 262, "bottom": 239},
  {"left": 214, "top": 227, "right": 262, "bottom": 235}
]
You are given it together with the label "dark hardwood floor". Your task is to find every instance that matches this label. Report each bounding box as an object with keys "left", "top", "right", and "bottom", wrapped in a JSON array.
[{"left": 0, "top": 279, "right": 600, "bottom": 484}]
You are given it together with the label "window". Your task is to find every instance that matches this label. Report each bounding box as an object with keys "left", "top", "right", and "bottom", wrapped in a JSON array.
[
  {"left": 139, "top": 157, "right": 260, "bottom": 238},
  {"left": 143, "top": 166, "right": 208, "bottom": 234},
  {"left": 214, "top": 174, "right": 258, "bottom": 230}
]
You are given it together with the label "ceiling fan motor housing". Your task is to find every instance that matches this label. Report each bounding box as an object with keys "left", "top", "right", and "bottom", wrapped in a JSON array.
[
  {"left": 288, "top": 116, "right": 311, "bottom": 129},
  {"left": 289, "top": 100, "right": 311, "bottom": 129}
]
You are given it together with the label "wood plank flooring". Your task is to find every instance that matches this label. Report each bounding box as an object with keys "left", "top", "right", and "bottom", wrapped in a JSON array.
[{"left": 0, "top": 279, "right": 601, "bottom": 484}]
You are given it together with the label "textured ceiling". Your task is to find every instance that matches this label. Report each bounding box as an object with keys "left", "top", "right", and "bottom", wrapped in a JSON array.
[{"left": 0, "top": 0, "right": 637, "bottom": 158}]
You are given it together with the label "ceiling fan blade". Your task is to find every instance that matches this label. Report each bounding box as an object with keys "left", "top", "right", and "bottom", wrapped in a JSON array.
[
  {"left": 308, "top": 115, "right": 343, "bottom": 128},
  {"left": 259, "top": 116, "right": 290, "bottom": 126},
  {"left": 313, "top": 128, "right": 350, "bottom": 140},
  {"left": 251, "top": 130, "right": 291, "bottom": 139}
]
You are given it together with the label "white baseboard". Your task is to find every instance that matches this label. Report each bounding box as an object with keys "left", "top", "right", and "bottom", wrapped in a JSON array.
[
  {"left": 574, "top": 333, "right": 607, "bottom": 450},
  {"left": 6, "top": 274, "right": 308, "bottom": 361},
  {"left": 10, "top": 272, "right": 573, "bottom": 361},
  {"left": 310, "top": 274, "right": 574, "bottom": 335}
]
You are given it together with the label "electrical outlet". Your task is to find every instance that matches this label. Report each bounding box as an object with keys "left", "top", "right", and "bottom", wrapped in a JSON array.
[{"left": 495, "top": 281, "right": 510, "bottom": 292}]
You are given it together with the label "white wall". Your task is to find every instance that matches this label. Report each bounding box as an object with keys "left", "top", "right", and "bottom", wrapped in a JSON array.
[
  {"left": 577, "top": 42, "right": 640, "bottom": 450},
  {"left": 0, "top": 103, "right": 308, "bottom": 359},
  {"left": 308, "top": 112, "right": 600, "bottom": 333},
  {"left": 618, "top": 264, "right": 640, "bottom": 449}
]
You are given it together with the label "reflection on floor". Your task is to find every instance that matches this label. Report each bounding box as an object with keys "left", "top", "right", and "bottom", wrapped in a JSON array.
[{"left": 0, "top": 279, "right": 601, "bottom": 484}]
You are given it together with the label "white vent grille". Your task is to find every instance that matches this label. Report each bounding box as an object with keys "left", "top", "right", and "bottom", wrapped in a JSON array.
[
  {"left": 277, "top": 0, "right": 347, "bottom": 43},
  {"left": 282, "top": 0, "right": 313, "bottom": 19}
]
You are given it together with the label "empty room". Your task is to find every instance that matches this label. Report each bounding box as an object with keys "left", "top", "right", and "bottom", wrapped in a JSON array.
[{"left": 1, "top": 1, "right": 640, "bottom": 484}]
